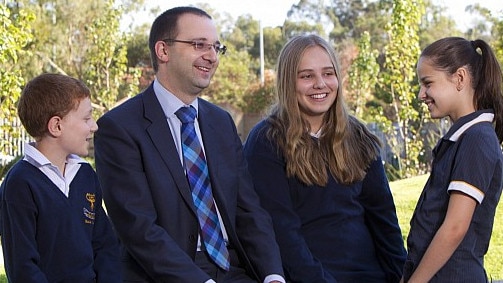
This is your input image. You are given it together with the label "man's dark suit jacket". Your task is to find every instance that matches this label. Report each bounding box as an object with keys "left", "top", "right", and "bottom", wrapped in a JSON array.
[{"left": 94, "top": 84, "right": 283, "bottom": 282}]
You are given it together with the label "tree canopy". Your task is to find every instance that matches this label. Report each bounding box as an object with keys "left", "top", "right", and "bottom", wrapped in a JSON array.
[{"left": 2, "top": 0, "right": 502, "bottom": 179}]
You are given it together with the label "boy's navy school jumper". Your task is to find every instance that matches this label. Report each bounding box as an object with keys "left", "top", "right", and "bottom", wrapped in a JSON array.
[{"left": 0, "top": 154, "right": 121, "bottom": 283}]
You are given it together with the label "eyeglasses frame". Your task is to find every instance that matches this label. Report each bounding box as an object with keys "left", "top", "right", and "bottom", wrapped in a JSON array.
[{"left": 162, "top": 39, "right": 227, "bottom": 55}]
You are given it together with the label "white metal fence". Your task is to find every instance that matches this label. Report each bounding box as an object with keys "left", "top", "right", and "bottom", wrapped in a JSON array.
[{"left": 1, "top": 117, "right": 30, "bottom": 166}]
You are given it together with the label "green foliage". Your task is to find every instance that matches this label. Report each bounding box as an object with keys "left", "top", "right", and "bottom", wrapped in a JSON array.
[
  {"left": 282, "top": 20, "right": 326, "bottom": 40},
  {"left": 283, "top": 0, "right": 328, "bottom": 39},
  {"left": 288, "top": 0, "right": 328, "bottom": 22},
  {"left": 326, "top": 0, "right": 364, "bottom": 39},
  {"left": 347, "top": 31, "right": 380, "bottom": 120},
  {"left": 203, "top": 44, "right": 277, "bottom": 114},
  {"left": 381, "top": 0, "right": 426, "bottom": 178},
  {"left": 241, "top": 71, "right": 277, "bottom": 114},
  {"left": 351, "top": 0, "right": 394, "bottom": 52},
  {"left": 9, "top": 0, "right": 140, "bottom": 118},
  {"left": 125, "top": 24, "right": 151, "bottom": 67},
  {"left": 252, "top": 27, "right": 286, "bottom": 70},
  {"left": 495, "top": 20, "right": 503, "bottom": 67},
  {"left": 81, "top": 0, "right": 140, "bottom": 115},
  {"left": 117, "top": 0, "right": 146, "bottom": 14},
  {"left": 224, "top": 16, "right": 273, "bottom": 72},
  {"left": 0, "top": 4, "right": 34, "bottom": 162},
  {"left": 418, "top": 0, "right": 461, "bottom": 48},
  {"left": 222, "top": 15, "right": 286, "bottom": 72},
  {"left": 225, "top": 14, "right": 260, "bottom": 52},
  {"left": 12, "top": 0, "right": 111, "bottom": 78},
  {"left": 463, "top": 4, "right": 494, "bottom": 40},
  {"left": 1, "top": 0, "right": 501, "bottom": 183},
  {"left": 470, "top": 4, "right": 503, "bottom": 67},
  {"left": 202, "top": 49, "right": 256, "bottom": 110}
]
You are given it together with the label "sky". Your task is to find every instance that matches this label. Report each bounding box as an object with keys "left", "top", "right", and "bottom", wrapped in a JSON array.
[{"left": 121, "top": 0, "right": 503, "bottom": 31}]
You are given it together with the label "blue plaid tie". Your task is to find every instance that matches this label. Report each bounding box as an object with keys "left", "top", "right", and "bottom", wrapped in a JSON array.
[{"left": 175, "top": 106, "right": 230, "bottom": 271}]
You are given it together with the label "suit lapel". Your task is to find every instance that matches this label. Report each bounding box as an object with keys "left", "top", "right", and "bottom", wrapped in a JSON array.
[
  {"left": 142, "top": 87, "right": 197, "bottom": 214},
  {"left": 197, "top": 101, "right": 231, "bottom": 216}
]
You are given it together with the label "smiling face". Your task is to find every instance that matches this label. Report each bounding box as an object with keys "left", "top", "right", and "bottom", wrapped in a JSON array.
[
  {"left": 160, "top": 13, "right": 220, "bottom": 103},
  {"left": 417, "top": 56, "right": 475, "bottom": 122},
  {"left": 296, "top": 46, "right": 339, "bottom": 131},
  {"left": 58, "top": 97, "right": 98, "bottom": 157}
]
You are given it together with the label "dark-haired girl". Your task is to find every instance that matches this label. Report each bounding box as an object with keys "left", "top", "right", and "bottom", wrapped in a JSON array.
[{"left": 403, "top": 37, "right": 503, "bottom": 282}]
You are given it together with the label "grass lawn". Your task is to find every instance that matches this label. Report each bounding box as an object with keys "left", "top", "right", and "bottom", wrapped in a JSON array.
[
  {"left": 391, "top": 174, "right": 503, "bottom": 281},
  {"left": 0, "top": 174, "right": 501, "bottom": 281}
]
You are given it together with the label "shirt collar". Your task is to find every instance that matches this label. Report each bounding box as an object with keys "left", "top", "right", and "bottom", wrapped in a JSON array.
[
  {"left": 443, "top": 110, "right": 495, "bottom": 142},
  {"left": 153, "top": 78, "right": 199, "bottom": 119},
  {"left": 23, "top": 142, "right": 86, "bottom": 168}
]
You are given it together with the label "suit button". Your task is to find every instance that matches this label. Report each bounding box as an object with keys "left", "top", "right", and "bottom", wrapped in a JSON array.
[{"left": 189, "top": 234, "right": 196, "bottom": 243}]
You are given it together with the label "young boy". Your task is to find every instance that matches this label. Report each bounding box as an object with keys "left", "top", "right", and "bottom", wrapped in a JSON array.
[{"left": 0, "top": 73, "right": 121, "bottom": 282}]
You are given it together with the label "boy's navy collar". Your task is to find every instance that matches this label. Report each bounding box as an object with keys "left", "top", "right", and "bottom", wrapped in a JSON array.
[{"left": 443, "top": 109, "right": 495, "bottom": 142}]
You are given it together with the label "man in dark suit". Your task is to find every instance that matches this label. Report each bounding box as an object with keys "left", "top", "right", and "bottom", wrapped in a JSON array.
[{"left": 94, "top": 6, "right": 285, "bottom": 283}]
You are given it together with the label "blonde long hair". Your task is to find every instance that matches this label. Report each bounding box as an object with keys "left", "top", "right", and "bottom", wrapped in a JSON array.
[{"left": 267, "top": 34, "right": 381, "bottom": 186}]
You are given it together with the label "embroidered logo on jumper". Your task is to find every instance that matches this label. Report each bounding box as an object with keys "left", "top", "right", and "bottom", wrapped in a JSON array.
[
  {"left": 86, "top": 193, "right": 96, "bottom": 210},
  {"left": 84, "top": 193, "right": 96, "bottom": 224},
  {"left": 83, "top": 207, "right": 96, "bottom": 224}
]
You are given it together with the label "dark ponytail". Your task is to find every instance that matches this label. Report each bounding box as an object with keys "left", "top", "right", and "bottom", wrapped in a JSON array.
[{"left": 471, "top": 39, "right": 503, "bottom": 143}]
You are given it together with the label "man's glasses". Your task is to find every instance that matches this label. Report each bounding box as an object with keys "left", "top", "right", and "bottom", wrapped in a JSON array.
[{"left": 163, "top": 39, "right": 227, "bottom": 55}]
